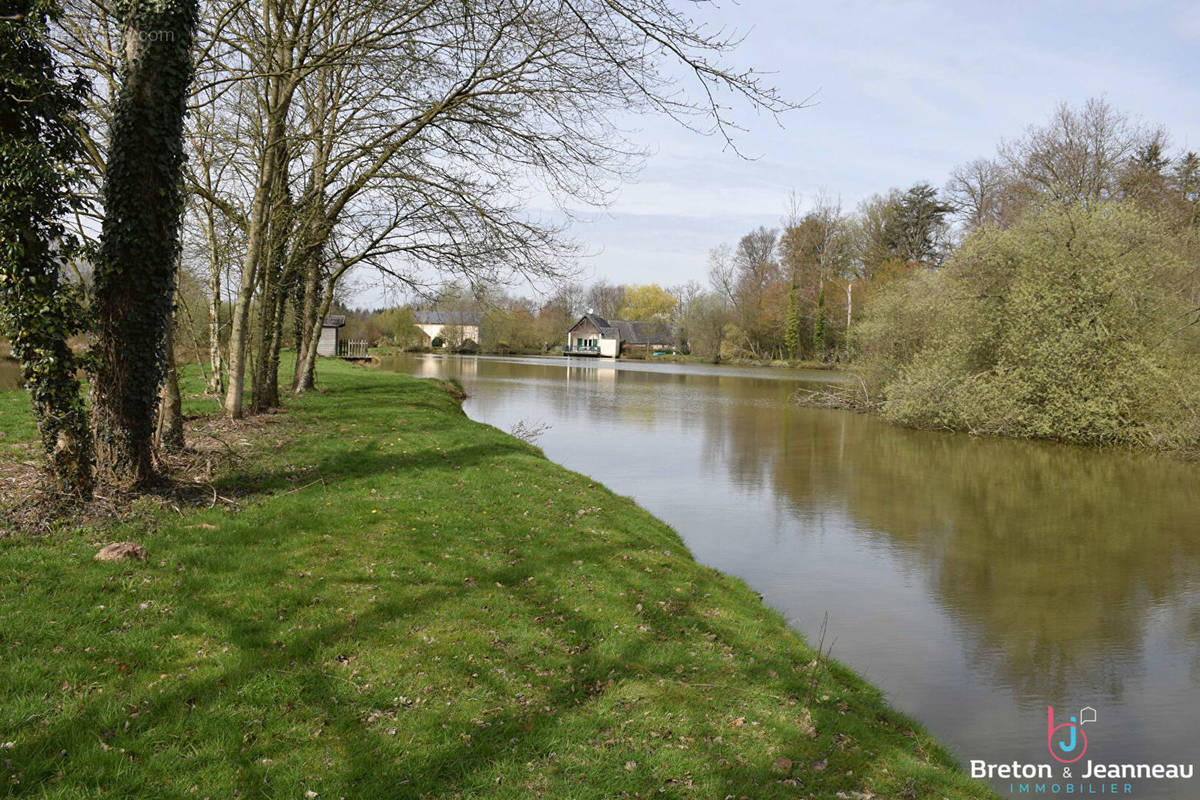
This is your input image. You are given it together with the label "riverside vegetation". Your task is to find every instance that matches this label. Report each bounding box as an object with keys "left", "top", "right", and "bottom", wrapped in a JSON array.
[
  {"left": 843, "top": 202, "right": 1200, "bottom": 455},
  {"left": 0, "top": 358, "right": 996, "bottom": 798}
]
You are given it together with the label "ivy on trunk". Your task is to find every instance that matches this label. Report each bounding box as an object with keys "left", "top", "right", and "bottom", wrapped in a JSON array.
[
  {"left": 0, "top": 0, "right": 93, "bottom": 497},
  {"left": 89, "top": 0, "right": 198, "bottom": 488}
]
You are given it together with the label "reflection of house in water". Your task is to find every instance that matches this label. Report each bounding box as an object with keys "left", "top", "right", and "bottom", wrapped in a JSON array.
[
  {"left": 564, "top": 313, "right": 674, "bottom": 358},
  {"left": 410, "top": 355, "right": 478, "bottom": 379},
  {"left": 564, "top": 364, "right": 616, "bottom": 389}
]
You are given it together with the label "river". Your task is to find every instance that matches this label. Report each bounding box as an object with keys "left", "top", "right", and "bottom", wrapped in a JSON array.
[{"left": 379, "top": 352, "right": 1199, "bottom": 799}]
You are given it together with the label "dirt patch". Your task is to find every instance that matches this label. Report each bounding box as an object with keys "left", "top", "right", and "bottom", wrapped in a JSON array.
[{"left": 1, "top": 411, "right": 290, "bottom": 537}]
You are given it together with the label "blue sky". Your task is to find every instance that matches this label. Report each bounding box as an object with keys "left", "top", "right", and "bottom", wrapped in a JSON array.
[
  {"left": 358, "top": 1, "right": 1200, "bottom": 304},
  {"left": 551, "top": 0, "right": 1200, "bottom": 291}
]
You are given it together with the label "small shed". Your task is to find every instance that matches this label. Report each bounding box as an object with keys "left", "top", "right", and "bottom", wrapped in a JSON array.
[{"left": 318, "top": 315, "right": 346, "bottom": 356}]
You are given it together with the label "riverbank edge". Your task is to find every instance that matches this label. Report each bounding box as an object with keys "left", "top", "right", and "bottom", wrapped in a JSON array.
[
  {"left": 369, "top": 345, "right": 840, "bottom": 371},
  {"left": 792, "top": 370, "right": 1200, "bottom": 460},
  {"left": 0, "top": 359, "right": 995, "bottom": 798}
]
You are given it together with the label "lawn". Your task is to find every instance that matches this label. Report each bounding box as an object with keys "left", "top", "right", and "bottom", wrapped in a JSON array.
[{"left": 0, "top": 358, "right": 996, "bottom": 799}]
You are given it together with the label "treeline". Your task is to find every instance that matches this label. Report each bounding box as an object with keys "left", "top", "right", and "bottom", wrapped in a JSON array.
[
  {"left": 849, "top": 100, "right": 1200, "bottom": 452},
  {"left": 336, "top": 282, "right": 695, "bottom": 355}
]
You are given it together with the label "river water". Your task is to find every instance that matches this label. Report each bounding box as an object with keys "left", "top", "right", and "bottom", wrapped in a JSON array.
[{"left": 378, "top": 353, "right": 1198, "bottom": 798}]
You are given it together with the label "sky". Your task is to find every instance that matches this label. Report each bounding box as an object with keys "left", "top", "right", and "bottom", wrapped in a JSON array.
[{"left": 356, "top": 0, "right": 1200, "bottom": 305}]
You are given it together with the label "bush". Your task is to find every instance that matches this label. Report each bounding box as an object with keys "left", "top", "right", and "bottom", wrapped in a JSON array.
[{"left": 855, "top": 203, "right": 1200, "bottom": 450}]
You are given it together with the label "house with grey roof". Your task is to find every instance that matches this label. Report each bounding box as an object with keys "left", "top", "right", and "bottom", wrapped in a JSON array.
[
  {"left": 564, "top": 313, "right": 674, "bottom": 358},
  {"left": 413, "top": 310, "right": 483, "bottom": 347}
]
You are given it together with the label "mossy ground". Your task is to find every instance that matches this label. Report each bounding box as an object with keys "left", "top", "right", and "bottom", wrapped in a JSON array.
[{"left": 0, "top": 358, "right": 995, "bottom": 799}]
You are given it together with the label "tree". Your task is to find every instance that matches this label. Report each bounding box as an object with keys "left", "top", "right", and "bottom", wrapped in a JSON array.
[
  {"left": 1001, "top": 98, "right": 1156, "bottom": 209},
  {"left": 193, "top": 0, "right": 796, "bottom": 416},
  {"left": 860, "top": 203, "right": 1199, "bottom": 449},
  {"left": 439, "top": 323, "right": 464, "bottom": 350},
  {"left": 783, "top": 282, "right": 801, "bottom": 360},
  {"left": 88, "top": 0, "right": 199, "bottom": 487},
  {"left": 619, "top": 284, "right": 676, "bottom": 321},
  {"left": 683, "top": 292, "right": 731, "bottom": 363},
  {"left": 725, "top": 226, "right": 783, "bottom": 357},
  {"left": 779, "top": 196, "right": 854, "bottom": 359},
  {"left": 945, "top": 158, "right": 1011, "bottom": 231},
  {"left": 0, "top": 0, "right": 93, "bottom": 496},
  {"left": 586, "top": 282, "right": 626, "bottom": 319},
  {"left": 854, "top": 190, "right": 903, "bottom": 279},
  {"left": 382, "top": 307, "right": 420, "bottom": 349},
  {"left": 884, "top": 183, "right": 951, "bottom": 266}
]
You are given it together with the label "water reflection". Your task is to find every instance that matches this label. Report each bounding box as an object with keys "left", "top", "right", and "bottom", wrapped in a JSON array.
[{"left": 379, "top": 354, "right": 1198, "bottom": 797}]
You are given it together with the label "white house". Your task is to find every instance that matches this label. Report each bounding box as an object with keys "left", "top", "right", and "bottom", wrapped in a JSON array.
[
  {"left": 564, "top": 313, "right": 673, "bottom": 358},
  {"left": 413, "top": 310, "right": 483, "bottom": 347}
]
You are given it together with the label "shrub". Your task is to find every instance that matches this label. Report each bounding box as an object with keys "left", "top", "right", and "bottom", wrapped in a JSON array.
[{"left": 855, "top": 203, "right": 1199, "bottom": 450}]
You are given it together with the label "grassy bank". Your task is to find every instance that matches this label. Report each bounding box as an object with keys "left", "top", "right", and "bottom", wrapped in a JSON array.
[{"left": 0, "top": 359, "right": 993, "bottom": 798}]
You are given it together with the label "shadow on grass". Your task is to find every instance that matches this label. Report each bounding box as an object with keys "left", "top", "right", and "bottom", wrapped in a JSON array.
[{"left": 2, "top": 365, "right": 991, "bottom": 798}]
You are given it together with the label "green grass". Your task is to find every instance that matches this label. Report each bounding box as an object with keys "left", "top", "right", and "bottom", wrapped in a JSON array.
[{"left": 0, "top": 359, "right": 995, "bottom": 799}]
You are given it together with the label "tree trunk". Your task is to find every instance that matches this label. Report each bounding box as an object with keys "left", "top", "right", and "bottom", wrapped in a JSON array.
[
  {"left": 295, "top": 266, "right": 348, "bottom": 393},
  {"left": 223, "top": 183, "right": 269, "bottom": 419},
  {"left": 293, "top": 248, "right": 324, "bottom": 391},
  {"left": 156, "top": 317, "right": 185, "bottom": 453},
  {"left": 203, "top": 208, "right": 225, "bottom": 396},
  {"left": 89, "top": 0, "right": 198, "bottom": 488},
  {"left": 223, "top": 24, "right": 296, "bottom": 419},
  {"left": 0, "top": 4, "right": 93, "bottom": 497},
  {"left": 263, "top": 279, "right": 290, "bottom": 406},
  {"left": 250, "top": 130, "right": 292, "bottom": 411}
]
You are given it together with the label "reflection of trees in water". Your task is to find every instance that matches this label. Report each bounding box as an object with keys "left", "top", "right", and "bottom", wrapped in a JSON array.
[{"left": 703, "top": 398, "right": 1200, "bottom": 700}]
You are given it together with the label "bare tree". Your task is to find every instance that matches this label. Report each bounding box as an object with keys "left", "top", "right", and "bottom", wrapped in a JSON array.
[
  {"left": 188, "top": 0, "right": 796, "bottom": 415},
  {"left": 1000, "top": 98, "right": 1157, "bottom": 208},
  {"left": 945, "top": 158, "right": 1010, "bottom": 230}
]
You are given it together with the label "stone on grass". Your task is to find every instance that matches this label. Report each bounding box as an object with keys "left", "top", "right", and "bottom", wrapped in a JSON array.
[{"left": 94, "top": 542, "right": 147, "bottom": 562}]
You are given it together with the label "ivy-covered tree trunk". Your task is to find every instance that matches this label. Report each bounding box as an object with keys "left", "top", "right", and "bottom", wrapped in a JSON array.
[
  {"left": 813, "top": 286, "right": 827, "bottom": 360},
  {"left": 783, "top": 281, "right": 801, "bottom": 361},
  {"left": 0, "top": 0, "right": 93, "bottom": 497},
  {"left": 89, "top": 0, "right": 198, "bottom": 488}
]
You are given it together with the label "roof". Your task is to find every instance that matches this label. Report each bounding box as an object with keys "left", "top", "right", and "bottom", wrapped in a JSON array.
[
  {"left": 567, "top": 314, "right": 673, "bottom": 345},
  {"left": 614, "top": 320, "right": 673, "bottom": 345},
  {"left": 413, "top": 310, "right": 483, "bottom": 326},
  {"left": 568, "top": 313, "right": 618, "bottom": 338},
  {"left": 323, "top": 315, "right": 346, "bottom": 327}
]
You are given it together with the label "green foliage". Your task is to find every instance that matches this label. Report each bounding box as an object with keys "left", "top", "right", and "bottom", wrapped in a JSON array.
[
  {"left": 857, "top": 203, "right": 1200, "bottom": 450},
  {"left": 813, "top": 287, "right": 826, "bottom": 358},
  {"left": 618, "top": 283, "right": 677, "bottom": 321},
  {"left": 480, "top": 307, "right": 538, "bottom": 352},
  {"left": 376, "top": 306, "right": 420, "bottom": 348},
  {"left": 0, "top": 0, "right": 93, "bottom": 495},
  {"left": 883, "top": 183, "right": 951, "bottom": 266},
  {"left": 783, "top": 282, "right": 801, "bottom": 359},
  {"left": 682, "top": 292, "right": 729, "bottom": 362}
]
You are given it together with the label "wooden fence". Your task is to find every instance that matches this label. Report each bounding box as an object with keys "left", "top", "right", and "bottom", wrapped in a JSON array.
[{"left": 337, "top": 339, "right": 370, "bottom": 359}]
